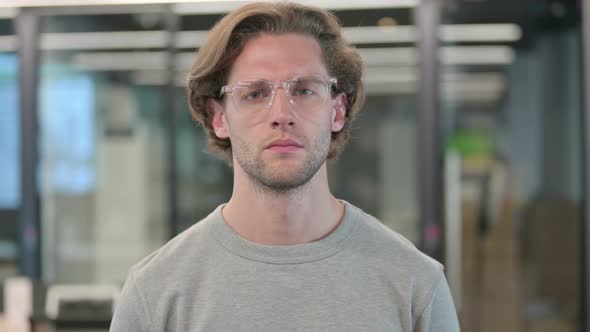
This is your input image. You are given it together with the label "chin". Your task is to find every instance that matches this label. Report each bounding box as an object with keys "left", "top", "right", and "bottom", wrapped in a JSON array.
[
  {"left": 257, "top": 164, "right": 317, "bottom": 191},
  {"left": 259, "top": 176, "right": 312, "bottom": 192}
]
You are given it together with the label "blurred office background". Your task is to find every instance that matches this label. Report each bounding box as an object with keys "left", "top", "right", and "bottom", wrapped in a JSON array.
[{"left": 0, "top": 0, "right": 587, "bottom": 331}]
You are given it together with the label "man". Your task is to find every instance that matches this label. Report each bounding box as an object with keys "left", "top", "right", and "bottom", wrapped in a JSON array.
[{"left": 110, "top": 2, "right": 460, "bottom": 331}]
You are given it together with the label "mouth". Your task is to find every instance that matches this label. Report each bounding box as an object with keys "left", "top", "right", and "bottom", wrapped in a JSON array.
[{"left": 266, "top": 139, "right": 303, "bottom": 153}]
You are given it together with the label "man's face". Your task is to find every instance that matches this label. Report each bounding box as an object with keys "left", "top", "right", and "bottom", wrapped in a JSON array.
[{"left": 211, "top": 33, "right": 346, "bottom": 193}]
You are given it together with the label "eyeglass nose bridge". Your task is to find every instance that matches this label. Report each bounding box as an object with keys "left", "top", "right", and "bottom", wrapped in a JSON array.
[{"left": 266, "top": 80, "right": 295, "bottom": 110}]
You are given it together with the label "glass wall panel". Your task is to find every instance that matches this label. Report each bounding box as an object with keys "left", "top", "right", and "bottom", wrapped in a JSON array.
[
  {"left": 440, "top": 1, "right": 583, "bottom": 331},
  {"left": 37, "top": 7, "right": 169, "bottom": 284}
]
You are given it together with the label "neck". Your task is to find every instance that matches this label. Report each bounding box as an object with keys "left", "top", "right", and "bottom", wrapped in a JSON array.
[{"left": 221, "top": 162, "right": 344, "bottom": 245}]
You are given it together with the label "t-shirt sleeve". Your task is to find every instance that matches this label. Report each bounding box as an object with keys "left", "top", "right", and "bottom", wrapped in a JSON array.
[
  {"left": 109, "top": 271, "right": 150, "bottom": 332},
  {"left": 414, "top": 272, "right": 461, "bottom": 332}
]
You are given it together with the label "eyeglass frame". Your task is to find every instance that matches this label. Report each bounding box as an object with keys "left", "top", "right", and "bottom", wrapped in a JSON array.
[{"left": 218, "top": 74, "right": 338, "bottom": 112}]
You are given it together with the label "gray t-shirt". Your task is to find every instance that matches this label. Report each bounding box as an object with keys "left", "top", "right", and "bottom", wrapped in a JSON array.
[{"left": 110, "top": 201, "right": 460, "bottom": 331}]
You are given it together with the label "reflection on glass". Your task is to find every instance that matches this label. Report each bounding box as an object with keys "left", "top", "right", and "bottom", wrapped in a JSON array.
[
  {"left": 40, "top": 72, "right": 95, "bottom": 195},
  {"left": 0, "top": 53, "right": 19, "bottom": 209}
]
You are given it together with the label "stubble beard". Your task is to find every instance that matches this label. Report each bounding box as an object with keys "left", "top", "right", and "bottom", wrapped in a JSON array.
[{"left": 232, "top": 130, "right": 331, "bottom": 195}]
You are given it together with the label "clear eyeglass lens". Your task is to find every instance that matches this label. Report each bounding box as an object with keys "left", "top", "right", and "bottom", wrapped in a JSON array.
[
  {"left": 231, "top": 76, "right": 331, "bottom": 112},
  {"left": 235, "top": 81, "right": 273, "bottom": 106}
]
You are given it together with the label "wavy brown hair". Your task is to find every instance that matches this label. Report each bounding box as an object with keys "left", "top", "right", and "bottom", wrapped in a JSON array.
[{"left": 186, "top": 1, "right": 365, "bottom": 164}]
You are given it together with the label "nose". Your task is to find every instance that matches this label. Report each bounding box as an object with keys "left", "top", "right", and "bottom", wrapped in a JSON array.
[{"left": 269, "top": 88, "right": 295, "bottom": 128}]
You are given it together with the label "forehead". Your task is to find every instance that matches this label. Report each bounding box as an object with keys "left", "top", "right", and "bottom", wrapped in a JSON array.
[{"left": 227, "top": 33, "right": 328, "bottom": 83}]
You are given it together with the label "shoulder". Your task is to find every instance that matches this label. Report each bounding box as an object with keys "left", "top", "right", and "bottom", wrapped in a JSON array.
[
  {"left": 345, "top": 202, "right": 443, "bottom": 275},
  {"left": 128, "top": 206, "right": 224, "bottom": 289},
  {"left": 113, "top": 206, "right": 226, "bottom": 329},
  {"left": 344, "top": 202, "right": 446, "bottom": 314}
]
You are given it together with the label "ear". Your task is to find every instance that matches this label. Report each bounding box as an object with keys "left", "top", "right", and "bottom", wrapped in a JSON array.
[
  {"left": 331, "top": 93, "right": 347, "bottom": 132},
  {"left": 209, "top": 99, "right": 229, "bottom": 139}
]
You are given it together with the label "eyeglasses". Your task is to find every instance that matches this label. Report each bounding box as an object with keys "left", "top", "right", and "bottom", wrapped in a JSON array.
[{"left": 220, "top": 75, "right": 337, "bottom": 113}]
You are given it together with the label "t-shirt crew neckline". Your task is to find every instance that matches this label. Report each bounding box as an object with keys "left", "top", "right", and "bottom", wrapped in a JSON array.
[{"left": 209, "top": 200, "right": 360, "bottom": 264}]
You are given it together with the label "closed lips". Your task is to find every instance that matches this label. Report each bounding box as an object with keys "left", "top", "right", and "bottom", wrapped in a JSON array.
[{"left": 266, "top": 139, "right": 303, "bottom": 148}]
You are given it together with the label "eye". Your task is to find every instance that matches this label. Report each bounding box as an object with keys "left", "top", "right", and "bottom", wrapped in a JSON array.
[
  {"left": 245, "top": 90, "right": 264, "bottom": 100},
  {"left": 291, "top": 78, "right": 325, "bottom": 97},
  {"left": 293, "top": 88, "right": 315, "bottom": 96},
  {"left": 239, "top": 87, "right": 271, "bottom": 102}
]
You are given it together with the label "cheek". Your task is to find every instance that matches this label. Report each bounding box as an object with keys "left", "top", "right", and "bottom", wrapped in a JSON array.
[
  {"left": 297, "top": 109, "right": 332, "bottom": 125},
  {"left": 223, "top": 100, "right": 264, "bottom": 131},
  {"left": 224, "top": 110, "right": 259, "bottom": 134},
  {"left": 303, "top": 113, "right": 335, "bottom": 141},
  {"left": 235, "top": 113, "right": 266, "bottom": 129},
  {"left": 226, "top": 118, "right": 262, "bottom": 146}
]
